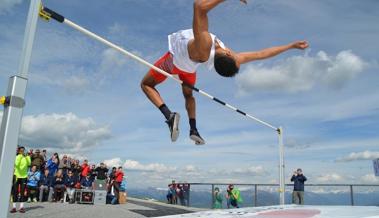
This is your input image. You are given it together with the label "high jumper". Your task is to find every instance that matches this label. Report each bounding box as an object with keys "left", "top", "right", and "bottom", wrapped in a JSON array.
[{"left": 140, "top": 0, "right": 309, "bottom": 145}]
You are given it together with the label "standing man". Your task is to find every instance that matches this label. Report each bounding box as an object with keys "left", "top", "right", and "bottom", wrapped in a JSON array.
[
  {"left": 140, "top": 0, "right": 309, "bottom": 145},
  {"left": 291, "top": 168, "right": 307, "bottom": 205},
  {"left": 10, "top": 146, "right": 31, "bottom": 213}
]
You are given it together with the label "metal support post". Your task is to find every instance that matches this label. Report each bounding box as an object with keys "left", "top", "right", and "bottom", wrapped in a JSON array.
[
  {"left": 254, "top": 184, "right": 258, "bottom": 207},
  {"left": 0, "top": 0, "right": 40, "bottom": 217},
  {"left": 278, "top": 127, "right": 285, "bottom": 205},
  {"left": 350, "top": 185, "right": 354, "bottom": 206},
  {"left": 211, "top": 184, "right": 215, "bottom": 209}
]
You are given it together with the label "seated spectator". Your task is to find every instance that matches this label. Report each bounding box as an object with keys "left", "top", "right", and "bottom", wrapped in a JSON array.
[
  {"left": 27, "top": 165, "right": 40, "bottom": 202},
  {"left": 80, "top": 174, "right": 93, "bottom": 190},
  {"left": 31, "top": 149, "right": 44, "bottom": 170},
  {"left": 64, "top": 170, "right": 77, "bottom": 203},
  {"left": 39, "top": 169, "right": 54, "bottom": 202},
  {"left": 53, "top": 169, "right": 65, "bottom": 202}
]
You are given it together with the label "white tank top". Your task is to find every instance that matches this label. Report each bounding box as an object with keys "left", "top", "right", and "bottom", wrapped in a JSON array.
[{"left": 168, "top": 29, "right": 226, "bottom": 73}]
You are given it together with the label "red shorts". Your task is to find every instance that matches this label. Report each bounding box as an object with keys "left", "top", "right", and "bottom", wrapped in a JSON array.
[{"left": 149, "top": 52, "right": 196, "bottom": 86}]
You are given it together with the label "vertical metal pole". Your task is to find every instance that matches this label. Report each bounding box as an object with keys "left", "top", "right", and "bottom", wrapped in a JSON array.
[
  {"left": 254, "top": 184, "right": 257, "bottom": 207},
  {"left": 278, "top": 127, "right": 285, "bottom": 205},
  {"left": 350, "top": 185, "right": 354, "bottom": 206},
  {"left": 0, "top": 0, "right": 40, "bottom": 217},
  {"left": 211, "top": 184, "right": 215, "bottom": 209}
]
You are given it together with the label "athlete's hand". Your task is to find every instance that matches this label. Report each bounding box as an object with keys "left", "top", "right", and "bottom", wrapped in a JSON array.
[
  {"left": 291, "top": 40, "right": 309, "bottom": 50},
  {"left": 240, "top": 0, "right": 248, "bottom": 4}
]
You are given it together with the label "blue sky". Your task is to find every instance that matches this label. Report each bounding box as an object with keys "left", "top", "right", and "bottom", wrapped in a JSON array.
[{"left": 0, "top": 0, "right": 378, "bottom": 189}]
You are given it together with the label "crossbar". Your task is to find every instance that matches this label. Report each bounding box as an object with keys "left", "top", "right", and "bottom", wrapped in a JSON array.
[{"left": 41, "top": 6, "right": 278, "bottom": 132}]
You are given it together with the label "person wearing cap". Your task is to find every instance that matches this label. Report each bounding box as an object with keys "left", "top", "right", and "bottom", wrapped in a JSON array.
[
  {"left": 291, "top": 168, "right": 307, "bottom": 204},
  {"left": 31, "top": 149, "right": 44, "bottom": 170},
  {"left": 213, "top": 187, "right": 223, "bottom": 209}
]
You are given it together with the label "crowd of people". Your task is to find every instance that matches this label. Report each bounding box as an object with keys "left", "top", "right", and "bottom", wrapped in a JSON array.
[
  {"left": 11, "top": 146, "right": 126, "bottom": 213},
  {"left": 213, "top": 184, "right": 243, "bottom": 209},
  {"left": 166, "top": 180, "right": 190, "bottom": 206}
]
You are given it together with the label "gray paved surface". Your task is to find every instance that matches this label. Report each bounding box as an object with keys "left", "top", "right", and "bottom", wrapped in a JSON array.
[{"left": 8, "top": 197, "right": 202, "bottom": 218}]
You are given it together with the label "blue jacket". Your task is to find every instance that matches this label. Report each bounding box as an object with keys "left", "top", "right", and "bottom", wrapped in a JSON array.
[
  {"left": 39, "top": 173, "right": 54, "bottom": 187},
  {"left": 27, "top": 170, "right": 40, "bottom": 187},
  {"left": 80, "top": 177, "right": 93, "bottom": 188},
  {"left": 291, "top": 174, "right": 307, "bottom": 191},
  {"left": 46, "top": 158, "right": 58, "bottom": 177},
  {"left": 65, "top": 176, "right": 77, "bottom": 188}
]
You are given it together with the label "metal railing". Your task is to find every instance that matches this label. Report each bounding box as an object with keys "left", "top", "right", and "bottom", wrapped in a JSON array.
[{"left": 185, "top": 183, "right": 379, "bottom": 208}]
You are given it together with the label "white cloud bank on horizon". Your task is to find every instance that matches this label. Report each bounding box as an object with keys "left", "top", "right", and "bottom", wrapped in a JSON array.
[
  {"left": 0, "top": 112, "right": 111, "bottom": 151},
  {"left": 236, "top": 50, "right": 367, "bottom": 94},
  {"left": 336, "top": 150, "right": 379, "bottom": 162}
]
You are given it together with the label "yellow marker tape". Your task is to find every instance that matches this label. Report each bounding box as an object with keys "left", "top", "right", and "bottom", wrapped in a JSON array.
[
  {"left": 38, "top": 4, "right": 51, "bottom": 21},
  {"left": 0, "top": 96, "right": 6, "bottom": 105}
]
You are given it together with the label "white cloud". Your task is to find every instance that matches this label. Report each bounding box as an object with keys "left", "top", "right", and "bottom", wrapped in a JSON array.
[
  {"left": 360, "top": 174, "right": 379, "bottom": 184},
  {"left": 19, "top": 113, "right": 111, "bottom": 151},
  {"left": 336, "top": 151, "right": 379, "bottom": 162},
  {"left": 103, "top": 157, "right": 123, "bottom": 168},
  {"left": 123, "top": 159, "right": 177, "bottom": 173},
  {"left": 0, "top": 0, "right": 23, "bottom": 15},
  {"left": 315, "top": 173, "right": 345, "bottom": 183},
  {"left": 230, "top": 165, "right": 268, "bottom": 176},
  {"left": 236, "top": 50, "right": 366, "bottom": 94}
]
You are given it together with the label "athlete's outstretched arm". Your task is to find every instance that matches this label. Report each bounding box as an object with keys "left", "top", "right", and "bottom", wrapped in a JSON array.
[
  {"left": 237, "top": 40, "right": 309, "bottom": 64},
  {"left": 189, "top": 0, "right": 246, "bottom": 62}
]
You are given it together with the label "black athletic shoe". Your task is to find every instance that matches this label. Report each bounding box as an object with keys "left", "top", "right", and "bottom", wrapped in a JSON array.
[
  {"left": 190, "top": 129, "right": 205, "bottom": 145},
  {"left": 165, "top": 112, "right": 180, "bottom": 142}
]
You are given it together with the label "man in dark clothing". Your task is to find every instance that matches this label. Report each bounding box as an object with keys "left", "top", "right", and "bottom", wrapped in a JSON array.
[
  {"left": 95, "top": 163, "right": 109, "bottom": 181},
  {"left": 31, "top": 149, "right": 44, "bottom": 170},
  {"left": 64, "top": 170, "right": 77, "bottom": 203},
  {"left": 39, "top": 169, "right": 54, "bottom": 202},
  {"left": 291, "top": 168, "right": 307, "bottom": 205}
]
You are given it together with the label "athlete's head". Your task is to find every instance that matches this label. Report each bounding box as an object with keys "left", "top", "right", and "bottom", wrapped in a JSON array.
[{"left": 214, "top": 49, "right": 239, "bottom": 77}]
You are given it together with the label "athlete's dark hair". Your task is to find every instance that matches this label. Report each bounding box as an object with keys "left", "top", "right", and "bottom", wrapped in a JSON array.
[{"left": 214, "top": 53, "right": 239, "bottom": 77}]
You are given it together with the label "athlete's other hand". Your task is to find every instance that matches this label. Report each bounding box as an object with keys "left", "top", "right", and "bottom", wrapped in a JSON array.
[
  {"left": 291, "top": 40, "right": 309, "bottom": 50},
  {"left": 240, "top": 0, "right": 247, "bottom": 4}
]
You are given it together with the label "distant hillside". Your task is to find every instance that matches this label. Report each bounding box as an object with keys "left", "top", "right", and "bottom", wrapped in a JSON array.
[{"left": 128, "top": 187, "right": 379, "bottom": 209}]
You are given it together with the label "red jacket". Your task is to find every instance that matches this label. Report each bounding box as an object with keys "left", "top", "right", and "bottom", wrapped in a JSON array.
[
  {"left": 81, "top": 163, "right": 90, "bottom": 177},
  {"left": 115, "top": 171, "right": 124, "bottom": 183}
]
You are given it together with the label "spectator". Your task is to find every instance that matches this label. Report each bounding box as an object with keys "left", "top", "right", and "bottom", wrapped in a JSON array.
[
  {"left": 95, "top": 162, "right": 109, "bottom": 181},
  {"left": 177, "top": 184, "right": 185, "bottom": 206},
  {"left": 31, "top": 149, "right": 44, "bottom": 170},
  {"left": 112, "top": 167, "right": 124, "bottom": 204},
  {"left": 39, "top": 169, "right": 54, "bottom": 202},
  {"left": 10, "top": 146, "right": 31, "bottom": 213},
  {"left": 213, "top": 187, "right": 223, "bottom": 209},
  {"left": 40, "top": 149, "right": 47, "bottom": 171},
  {"left": 228, "top": 184, "right": 242, "bottom": 208},
  {"left": 64, "top": 170, "right": 77, "bottom": 203},
  {"left": 46, "top": 153, "right": 60, "bottom": 177},
  {"left": 182, "top": 183, "right": 190, "bottom": 206},
  {"left": 171, "top": 180, "right": 177, "bottom": 204},
  {"left": 58, "top": 155, "right": 70, "bottom": 175},
  {"left": 90, "top": 164, "right": 97, "bottom": 181},
  {"left": 70, "top": 159, "right": 81, "bottom": 179},
  {"left": 80, "top": 174, "right": 93, "bottom": 189},
  {"left": 81, "top": 159, "right": 90, "bottom": 180},
  {"left": 27, "top": 165, "right": 40, "bottom": 203},
  {"left": 291, "top": 168, "right": 307, "bottom": 205},
  {"left": 53, "top": 169, "right": 66, "bottom": 202},
  {"left": 167, "top": 184, "right": 173, "bottom": 204}
]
